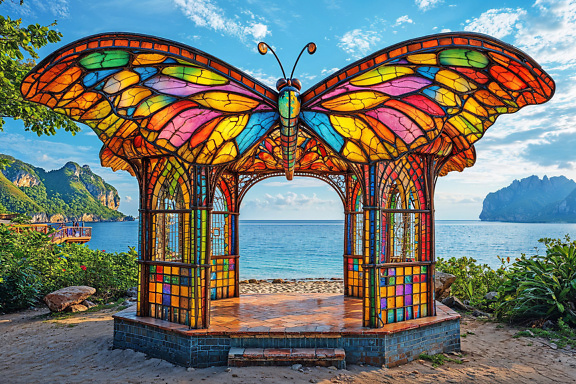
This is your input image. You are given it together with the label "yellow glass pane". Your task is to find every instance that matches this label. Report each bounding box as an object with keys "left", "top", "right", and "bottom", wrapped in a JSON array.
[
  {"left": 321, "top": 91, "right": 389, "bottom": 111},
  {"left": 406, "top": 53, "right": 437, "bottom": 65},
  {"left": 171, "top": 295, "right": 179, "bottom": 307},
  {"left": 387, "top": 286, "right": 395, "bottom": 297},
  {"left": 396, "top": 267, "right": 404, "bottom": 276},
  {"left": 181, "top": 286, "right": 189, "bottom": 296},
  {"left": 436, "top": 70, "right": 477, "bottom": 92},
  {"left": 173, "top": 285, "right": 180, "bottom": 296},
  {"left": 342, "top": 141, "right": 367, "bottom": 162},
  {"left": 395, "top": 296, "right": 404, "bottom": 307},
  {"left": 191, "top": 92, "right": 259, "bottom": 112},
  {"left": 351, "top": 66, "right": 414, "bottom": 86},
  {"left": 414, "top": 284, "right": 420, "bottom": 293},
  {"left": 387, "top": 297, "right": 395, "bottom": 309},
  {"left": 216, "top": 114, "right": 249, "bottom": 141},
  {"left": 421, "top": 293, "right": 427, "bottom": 303},
  {"left": 116, "top": 86, "right": 152, "bottom": 108},
  {"left": 133, "top": 53, "right": 170, "bottom": 65},
  {"left": 103, "top": 70, "right": 140, "bottom": 94}
]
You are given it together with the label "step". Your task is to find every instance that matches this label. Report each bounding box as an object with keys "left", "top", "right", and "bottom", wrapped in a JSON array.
[{"left": 228, "top": 347, "right": 346, "bottom": 369}]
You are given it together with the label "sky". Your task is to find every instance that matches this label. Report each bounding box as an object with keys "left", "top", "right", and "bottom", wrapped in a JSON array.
[{"left": 1, "top": 0, "right": 575, "bottom": 220}]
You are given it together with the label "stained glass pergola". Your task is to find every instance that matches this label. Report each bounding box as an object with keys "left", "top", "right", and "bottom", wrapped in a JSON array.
[{"left": 22, "top": 32, "right": 554, "bottom": 329}]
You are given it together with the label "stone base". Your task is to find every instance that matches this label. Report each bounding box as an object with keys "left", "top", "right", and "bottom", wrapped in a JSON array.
[{"left": 113, "top": 295, "right": 460, "bottom": 368}]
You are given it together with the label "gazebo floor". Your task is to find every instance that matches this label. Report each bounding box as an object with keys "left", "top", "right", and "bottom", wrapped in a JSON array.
[{"left": 113, "top": 293, "right": 461, "bottom": 368}]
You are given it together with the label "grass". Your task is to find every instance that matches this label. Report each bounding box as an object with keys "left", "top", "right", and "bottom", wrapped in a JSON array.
[
  {"left": 513, "top": 318, "right": 576, "bottom": 349},
  {"left": 418, "top": 353, "right": 464, "bottom": 368}
]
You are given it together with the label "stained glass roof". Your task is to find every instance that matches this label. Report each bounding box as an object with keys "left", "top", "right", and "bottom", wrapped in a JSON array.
[{"left": 21, "top": 32, "right": 554, "bottom": 177}]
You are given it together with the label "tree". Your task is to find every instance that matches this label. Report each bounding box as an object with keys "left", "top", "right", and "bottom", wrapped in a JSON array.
[{"left": 0, "top": 1, "right": 79, "bottom": 136}]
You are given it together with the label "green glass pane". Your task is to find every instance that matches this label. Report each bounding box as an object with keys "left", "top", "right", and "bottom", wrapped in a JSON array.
[
  {"left": 438, "top": 49, "right": 489, "bottom": 68},
  {"left": 80, "top": 50, "right": 130, "bottom": 69},
  {"left": 162, "top": 66, "right": 228, "bottom": 85}
]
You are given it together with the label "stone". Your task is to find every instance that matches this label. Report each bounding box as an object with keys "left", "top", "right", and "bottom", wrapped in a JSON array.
[
  {"left": 441, "top": 296, "right": 470, "bottom": 311},
  {"left": 472, "top": 309, "right": 490, "bottom": 318},
  {"left": 291, "top": 364, "right": 303, "bottom": 371},
  {"left": 272, "top": 279, "right": 284, "bottom": 284},
  {"left": 434, "top": 272, "right": 456, "bottom": 300},
  {"left": 44, "top": 286, "right": 96, "bottom": 312},
  {"left": 484, "top": 291, "right": 498, "bottom": 301},
  {"left": 81, "top": 300, "right": 97, "bottom": 309},
  {"left": 327, "top": 366, "right": 337, "bottom": 370},
  {"left": 66, "top": 304, "right": 88, "bottom": 312},
  {"left": 126, "top": 287, "right": 138, "bottom": 298},
  {"left": 187, "top": 367, "right": 195, "bottom": 372},
  {"left": 248, "top": 279, "right": 258, "bottom": 284}
]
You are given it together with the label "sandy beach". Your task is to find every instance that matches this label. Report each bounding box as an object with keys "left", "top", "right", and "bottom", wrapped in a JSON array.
[{"left": 1, "top": 280, "right": 575, "bottom": 384}]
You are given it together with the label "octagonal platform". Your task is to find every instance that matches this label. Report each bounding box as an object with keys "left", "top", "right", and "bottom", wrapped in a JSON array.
[{"left": 113, "top": 293, "right": 460, "bottom": 368}]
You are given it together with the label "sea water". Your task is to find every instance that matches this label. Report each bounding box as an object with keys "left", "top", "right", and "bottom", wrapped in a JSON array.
[{"left": 87, "top": 220, "right": 576, "bottom": 279}]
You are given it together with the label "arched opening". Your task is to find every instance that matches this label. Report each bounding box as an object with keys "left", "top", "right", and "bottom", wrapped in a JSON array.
[{"left": 236, "top": 175, "right": 344, "bottom": 280}]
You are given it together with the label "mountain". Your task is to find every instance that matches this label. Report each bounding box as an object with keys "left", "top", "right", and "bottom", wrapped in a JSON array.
[
  {"left": 480, "top": 175, "right": 576, "bottom": 222},
  {"left": 0, "top": 154, "right": 133, "bottom": 222}
]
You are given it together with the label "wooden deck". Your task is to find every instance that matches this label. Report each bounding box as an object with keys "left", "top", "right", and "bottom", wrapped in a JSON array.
[{"left": 9, "top": 224, "right": 92, "bottom": 244}]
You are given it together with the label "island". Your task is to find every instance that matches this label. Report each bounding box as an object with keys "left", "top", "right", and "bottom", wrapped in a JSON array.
[
  {"left": 480, "top": 175, "right": 576, "bottom": 223},
  {"left": 0, "top": 154, "right": 133, "bottom": 222}
]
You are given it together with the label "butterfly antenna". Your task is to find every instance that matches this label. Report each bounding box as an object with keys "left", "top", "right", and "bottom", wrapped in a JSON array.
[
  {"left": 289, "top": 42, "right": 317, "bottom": 79},
  {"left": 258, "top": 42, "right": 286, "bottom": 79}
]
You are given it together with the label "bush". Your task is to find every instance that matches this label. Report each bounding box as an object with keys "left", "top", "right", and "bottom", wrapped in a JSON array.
[
  {"left": 436, "top": 256, "right": 507, "bottom": 308},
  {"left": 496, "top": 236, "right": 576, "bottom": 326},
  {"left": 0, "top": 224, "right": 137, "bottom": 312}
]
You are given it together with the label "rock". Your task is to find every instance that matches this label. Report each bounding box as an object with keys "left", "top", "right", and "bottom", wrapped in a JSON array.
[
  {"left": 248, "top": 279, "right": 258, "bottom": 284},
  {"left": 81, "top": 300, "right": 97, "bottom": 309},
  {"left": 186, "top": 367, "right": 195, "bottom": 372},
  {"left": 121, "top": 300, "right": 131, "bottom": 307},
  {"left": 441, "top": 296, "right": 470, "bottom": 311},
  {"left": 66, "top": 304, "right": 88, "bottom": 312},
  {"left": 543, "top": 320, "right": 555, "bottom": 330},
  {"left": 327, "top": 366, "right": 337, "bottom": 370},
  {"left": 472, "top": 309, "right": 490, "bottom": 318},
  {"left": 126, "top": 287, "right": 138, "bottom": 298},
  {"left": 225, "top": 368, "right": 231, "bottom": 372},
  {"left": 272, "top": 279, "right": 284, "bottom": 284},
  {"left": 291, "top": 364, "right": 303, "bottom": 371},
  {"left": 434, "top": 272, "right": 456, "bottom": 300},
  {"left": 484, "top": 291, "right": 498, "bottom": 301},
  {"left": 44, "top": 286, "right": 96, "bottom": 312}
]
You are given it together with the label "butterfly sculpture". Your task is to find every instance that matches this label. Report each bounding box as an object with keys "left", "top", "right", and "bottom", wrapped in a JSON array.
[{"left": 21, "top": 32, "right": 554, "bottom": 180}]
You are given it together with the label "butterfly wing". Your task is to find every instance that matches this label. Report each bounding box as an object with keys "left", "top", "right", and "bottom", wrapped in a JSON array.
[
  {"left": 21, "top": 33, "right": 279, "bottom": 172},
  {"left": 300, "top": 32, "right": 555, "bottom": 165}
]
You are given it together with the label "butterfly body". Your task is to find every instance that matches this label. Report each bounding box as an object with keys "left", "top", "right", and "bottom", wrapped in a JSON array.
[{"left": 278, "top": 83, "right": 302, "bottom": 180}]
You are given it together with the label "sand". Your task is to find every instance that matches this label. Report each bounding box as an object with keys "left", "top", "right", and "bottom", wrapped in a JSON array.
[{"left": 1, "top": 280, "right": 575, "bottom": 384}]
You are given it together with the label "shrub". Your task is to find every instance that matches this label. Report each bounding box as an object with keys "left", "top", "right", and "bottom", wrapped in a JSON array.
[
  {"left": 496, "top": 236, "right": 576, "bottom": 326},
  {"left": 0, "top": 224, "right": 137, "bottom": 312},
  {"left": 436, "top": 256, "right": 507, "bottom": 307}
]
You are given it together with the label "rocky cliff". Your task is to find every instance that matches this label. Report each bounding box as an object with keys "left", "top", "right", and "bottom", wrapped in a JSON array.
[
  {"left": 480, "top": 175, "right": 576, "bottom": 222},
  {"left": 0, "top": 154, "right": 133, "bottom": 222}
]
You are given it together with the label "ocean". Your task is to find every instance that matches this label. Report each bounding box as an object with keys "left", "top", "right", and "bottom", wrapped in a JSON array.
[{"left": 87, "top": 220, "right": 576, "bottom": 279}]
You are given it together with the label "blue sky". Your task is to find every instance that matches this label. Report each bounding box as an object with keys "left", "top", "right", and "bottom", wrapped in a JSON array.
[{"left": 1, "top": 0, "right": 575, "bottom": 220}]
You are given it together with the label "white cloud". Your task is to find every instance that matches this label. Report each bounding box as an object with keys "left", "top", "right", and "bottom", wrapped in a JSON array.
[
  {"left": 320, "top": 67, "right": 340, "bottom": 76},
  {"left": 338, "top": 29, "right": 381, "bottom": 59},
  {"left": 125, "top": 196, "right": 133, "bottom": 202},
  {"left": 173, "top": 0, "right": 270, "bottom": 42},
  {"left": 262, "top": 178, "right": 328, "bottom": 188},
  {"left": 241, "top": 192, "right": 338, "bottom": 211},
  {"left": 464, "top": 8, "right": 527, "bottom": 39},
  {"left": 464, "top": 1, "right": 576, "bottom": 68},
  {"left": 441, "top": 28, "right": 452, "bottom": 33},
  {"left": 394, "top": 15, "right": 414, "bottom": 27},
  {"left": 241, "top": 68, "right": 278, "bottom": 89},
  {"left": 5, "top": 0, "right": 69, "bottom": 17},
  {"left": 415, "top": 0, "right": 443, "bottom": 11}
]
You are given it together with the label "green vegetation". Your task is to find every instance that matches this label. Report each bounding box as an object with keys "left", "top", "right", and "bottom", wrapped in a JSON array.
[
  {"left": 0, "top": 154, "right": 132, "bottom": 221},
  {"left": 437, "top": 236, "right": 576, "bottom": 330},
  {"left": 513, "top": 318, "right": 576, "bottom": 349},
  {"left": 0, "top": 224, "right": 137, "bottom": 312},
  {"left": 418, "top": 352, "right": 464, "bottom": 367},
  {"left": 496, "top": 236, "right": 576, "bottom": 326},
  {"left": 0, "top": 2, "right": 79, "bottom": 136},
  {"left": 436, "top": 256, "right": 507, "bottom": 308}
]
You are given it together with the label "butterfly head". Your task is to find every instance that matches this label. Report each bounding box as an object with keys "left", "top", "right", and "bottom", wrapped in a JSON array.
[{"left": 276, "top": 78, "right": 302, "bottom": 91}]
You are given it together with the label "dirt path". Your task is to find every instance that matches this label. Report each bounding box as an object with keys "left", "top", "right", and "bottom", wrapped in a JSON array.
[{"left": 1, "top": 287, "right": 575, "bottom": 383}]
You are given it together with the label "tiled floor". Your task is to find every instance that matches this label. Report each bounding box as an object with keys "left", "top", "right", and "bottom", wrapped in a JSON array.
[{"left": 115, "top": 293, "right": 459, "bottom": 336}]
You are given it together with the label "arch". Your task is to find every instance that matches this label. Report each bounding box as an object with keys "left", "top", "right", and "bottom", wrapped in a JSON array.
[{"left": 237, "top": 171, "right": 348, "bottom": 207}]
